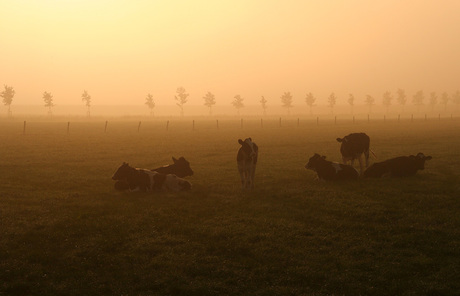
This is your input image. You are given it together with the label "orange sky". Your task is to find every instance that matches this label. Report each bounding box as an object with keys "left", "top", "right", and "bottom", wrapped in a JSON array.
[{"left": 1, "top": 0, "right": 459, "bottom": 106}]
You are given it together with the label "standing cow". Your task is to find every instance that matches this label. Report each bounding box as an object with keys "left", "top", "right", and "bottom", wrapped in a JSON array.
[
  {"left": 336, "top": 132, "right": 371, "bottom": 175},
  {"left": 237, "top": 138, "right": 258, "bottom": 189},
  {"left": 364, "top": 152, "right": 432, "bottom": 178}
]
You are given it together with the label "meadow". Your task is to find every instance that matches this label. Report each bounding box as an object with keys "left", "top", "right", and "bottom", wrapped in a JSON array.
[{"left": 1, "top": 116, "right": 459, "bottom": 295}]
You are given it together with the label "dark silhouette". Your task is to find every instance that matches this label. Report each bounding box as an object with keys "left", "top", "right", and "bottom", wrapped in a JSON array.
[
  {"left": 232, "top": 95, "right": 244, "bottom": 116},
  {"left": 112, "top": 163, "right": 191, "bottom": 192},
  {"left": 237, "top": 138, "right": 258, "bottom": 189},
  {"left": 305, "top": 153, "right": 358, "bottom": 181},
  {"left": 364, "top": 153, "right": 432, "bottom": 178},
  {"left": 203, "top": 91, "right": 216, "bottom": 115},
  {"left": 81, "top": 90, "right": 91, "bottom": 117},
  {"left": 1, "top": 85, "right": 15, "bottom": 117},
  {"left": 152, "top": 157, "right": 194, "bottom": 178},
  {"left": 281, "top": 91, "right": 293, "bottom": 115},
  {"left": 336, "top": 133, "right": 371, "bottom": 175},
  {"left": 260, "top": 96, "right": 267, "bottom": 116},
  {"left": 175, "top": 87, "right": 189, "bottom": 116},
  {"left": 43, "top": 91, "right": 54, "bottom": 116},
  {"left": 145, "top": 93, "right": 155, "bottom": 116}
]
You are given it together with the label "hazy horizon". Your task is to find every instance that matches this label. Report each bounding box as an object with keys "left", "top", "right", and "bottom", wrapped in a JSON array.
[{"left": 2, "top": 1, "right": 460, "bottom": 107}]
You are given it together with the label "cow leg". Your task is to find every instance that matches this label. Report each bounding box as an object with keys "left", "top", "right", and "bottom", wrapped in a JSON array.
[
  {"left": 342, "top": 156, "right": 348, "bottom": 165},
  {"left": 358, "top": 154, "right": 364, "bottom": 175},
  {"left": 238, "top": 164, "right": 246, "bottom": 189},
  {"left": 249, "top": 164, "right": 256, "bottom": 189},
  {"left": 364, "top": 150, "right": 370, "bottom": 168}
]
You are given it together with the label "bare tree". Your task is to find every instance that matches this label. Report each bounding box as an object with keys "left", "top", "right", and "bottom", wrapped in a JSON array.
[
  {"left": 382, "top": 91, "right": 393, "bottom": 114},
  {"left": 412, "top": 90, "right": 424, "bottom": 113},
  {"left": 175, "top": 87, "right": 189, "bottom": 117},
  {"left": 203, "top": 91, "right": 216, "bottom": 115},
  {"left": 365, "top": 95, "right": 375, "bottom": 113},
  {"left": 81, "top": 90, "right": 91, "bottom": 117},
  {"left": 281, "top": 91, "right": 293, "bottom": 115},
  {"left": 1, "top": 85, "right": 15, "bottom": 117},
  {"left": 305, "top": 92, "right": 315, "bottom": 115},
  {"left": 232, "top": 95, "right": 244, "bottom": 116},
  {"left": 440, "top": 92, "right": 449, "bottom": 111},
  {"left": 328, "top": 93, "right": 337, "bottom": 114},
  {"left": 43, "top": 91, "right": 54, "bottom": 116},
  {"left": 145, "top": 93, "right": 155, "bottom": 116},
  {"left": 453, "top": 90, "right": 460, "bottom": 110},
  {"left": 348, "top": 94, "right": 355, "bottom": 114},
  {"left": 396, "top": 88, "right": 407, "bottom": 113},
  {"left": 260, "top": 96, "right": 267, "bottom": 116},
  {"left": 429, "top": 92, "right": 437, "bottom": 112}
]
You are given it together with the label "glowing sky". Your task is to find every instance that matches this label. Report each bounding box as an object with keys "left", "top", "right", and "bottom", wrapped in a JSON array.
[{"left": 1, "top": 0, "right": 459, "bottom": 106}]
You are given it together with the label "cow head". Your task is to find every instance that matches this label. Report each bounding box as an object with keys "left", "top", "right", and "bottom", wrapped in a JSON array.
[
  {"left": 114, "top": 180, "right": 130, "bottom": 191},
  {"left": 414, "top": 153, "right": 432, "bottom": 170},
  {"left": 112, "top": 162, "right": 133, "bottom": 180},
  {"left": 305, "top": 153, "right": 327, "bottom": 170},
  {"left": 164, "top": 174, "right": 192, "bottom": 191},
  {"left": 172, "top": 156, "right": 194, "bottom": 176},
  {"left": 238, "top": 138, "right": 257, "bottom": 160}
]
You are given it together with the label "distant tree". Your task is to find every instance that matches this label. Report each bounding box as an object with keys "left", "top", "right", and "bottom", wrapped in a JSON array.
[
  {"left": 453, "top": 90, "right": 460, "bottom": 110},
  {"left": 440, "top": 92, "right": 450, "bottom": 111},
  {"left": 347, "top": 94, "right": 355, "bottom": 114},
  {"left": 429, "top": 92, "right": 437, "bottom": 112},
  {"left": 396, "top": 88, "right": 407, "bottom": 112},
  {"left": 327, "top": 93, "right": 337, "bottom": 114},
  {"left": 260, "top": 96, "right": 267, "bottom": 116},
  {"left": 412, "top": 90, "right": 424, "bottom": 112},
  {"left": 1, "top": 85, "right": 15, "bottom": 117},
  {"left": 232, "top": 95, "right": 244, "bottom": 116},
  {"left": 43, "top": 91, "right": 54, "bottom": 116},
  {"left": 365, "top": 95, "right": 375, "bottom": 113},
  {"left": 145, "top": 93, "right": 155, "bottom": 116},
  {"left": 305, "top": 92, "right": 316, "bottom": 115},
  {"left": 81, "top": 90, "right": 91, "bottom": 117},
  {"left": 203, "top": 91, "right": 216, "bottom": 116},
  {"left": 175, "top": 87, "right": 189, "bottom": 117},
  {"left": 382, "top": 91, "right": 392, "bottom": 114},
  {"left": 281, "top": 91, "right": 293, "bottom": 115}
]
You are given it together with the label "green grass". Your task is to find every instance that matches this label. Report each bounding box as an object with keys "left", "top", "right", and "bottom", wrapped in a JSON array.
[{"left": 1, "top": 117, "right": 460, "bottom": 295}]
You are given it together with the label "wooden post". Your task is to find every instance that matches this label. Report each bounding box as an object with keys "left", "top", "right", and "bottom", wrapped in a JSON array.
[
  {"left": 297, "top": 118, "right": 300, "bottom": 127},
  {"left": 334, "top": 116, "right": 337, "bottom": 125},
  {"left": 279, "top": 117, "right": 281, "bottom": 127},
  {"left": 192, "top": 120, "right": 195, "bottom": 131},
  {"left": 138, "top": 121, "right": 141, "bottom": 132},
  {"left": 398, "top": 114, "right": 400, "bottom": 122},
  {"left": 353, "top": 116, "right": 355, "bottom": 124},
  {"left": 384, "top": 115, "right": 386, "bottom": 123},
  {"left": 439, "top": 113, "right": 441, "bottom": 121},
  {"left": 67, "top": 122, "right": 70, "bottom": 134},
  {"left": 316, "top": 117, "right": 319, "bottom": 125},
  {"left": 367, "top": 114, "right": 370, "bottom": 123},
  {"left": 23, "top": 121, "right": 26, "bottom": 135},
  {"left": 241, "top": 118, "right": 243, "bottom": 129},
  {"left": 411, "top": 114, "right": 413, "bottom": 122},
  {"left": 425, "top": 114, "right": 427, "bottom": 121},
  {"left": 166, "top": 120, "right": 169, "bottom": 131},
  {"left": 105, "top": 121, "right": 108, "bottom": 133},
  {"left": 216, "top": 119, "right": 219, "bottom": 129},
  {"left": 261, "top": 118, "right": 263, "bottom": 128}
]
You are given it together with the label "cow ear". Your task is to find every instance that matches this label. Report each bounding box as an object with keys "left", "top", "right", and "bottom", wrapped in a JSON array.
[
  {"left": 172, "top": 157, "right": 178, "bottom": 163},
  {"left": 425, "top": 156, "right": 432, "bottom": 160},
  {"left": 238, "top": 139, "right": 243, "bottom": 144},
  {"left": 336, "top": 138, "right": 343, "bottom": 142},
  {"left": 179, "top": 157, "right": 185, "bottom": 161},
  {"left": 249, "top": 137, "right": 252, "bottom": 141}
]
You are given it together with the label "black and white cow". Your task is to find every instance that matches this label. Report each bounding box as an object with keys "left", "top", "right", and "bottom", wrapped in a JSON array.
[
  {"left": 112, "top": 162, "right": 191, "bottom": 192},
  {"left": 305, "top": 153, "right": 359, "bottom": 181},
  {"left": 237, "top": 138, "right": 258, "bottom": 189},
  {"left": 152, "top": 156, "right": 193, "bottom": 178},
  {"left": 336, "top": 132, "right": 371, "bottom": 175},
  {"left": 364, "top": 153, "right": 432, "bottom": 178}
]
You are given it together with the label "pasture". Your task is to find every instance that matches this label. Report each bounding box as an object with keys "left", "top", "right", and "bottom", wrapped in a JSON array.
[{"left": 1, "top": 117, "right": 460, "bottom": 295}]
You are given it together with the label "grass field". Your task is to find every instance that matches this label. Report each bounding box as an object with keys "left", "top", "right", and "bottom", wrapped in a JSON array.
[{"left": 1, "top": 117, "right": 460, "bottom": 295}]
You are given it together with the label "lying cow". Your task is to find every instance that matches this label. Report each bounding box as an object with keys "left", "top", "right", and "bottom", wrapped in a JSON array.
[
  {"left": 152, "top": 156, "right": 193, "bottom": 178},
  {"left": 237, "top": 138, "right": 258, "bottom": 189},
  {"left": 336, "top": 132, "right": 372, "bottom": 175},
  {"left": 305, "top": 153, "right": 359, "bottom": 181},
  {"left": 112, "top": 162, "right": 191, "bottom": 192},
  {"left": 364, "top": 153, "right": 432, "bottom": 178}
]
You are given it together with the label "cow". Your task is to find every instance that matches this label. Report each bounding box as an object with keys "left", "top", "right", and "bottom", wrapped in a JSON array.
[
  {"left": 112, "top": 162, "right": 192, "bottom": 192},
  {"left": 305, "top": 153, "right": 359, "bottom": 181},
  {"left": 152, "top": 156, "right": 193, "bottom": 178},
  {"left": 363, "top": 153, "right": 432, "bottom": 178},
  {"left": 237, "top": 138, "right": 258, "bottom": 189},
  {"left": 336, "top": 132, "right": 371, "bottom": 175}
]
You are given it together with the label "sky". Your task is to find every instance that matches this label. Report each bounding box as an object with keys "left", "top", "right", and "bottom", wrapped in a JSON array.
[{"left": 1, "top": 0, "right": 459, "bottom": 107}]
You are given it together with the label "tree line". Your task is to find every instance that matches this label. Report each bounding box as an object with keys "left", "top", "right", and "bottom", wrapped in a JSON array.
[{"left": 1, "top": 85, "right": 460, "bottom": 117}]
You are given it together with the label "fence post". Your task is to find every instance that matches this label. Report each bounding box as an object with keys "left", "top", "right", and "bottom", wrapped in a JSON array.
[
  {"left": 241, "top": 118, "right": 243, "bottom": 129},
  {"left": 398, "top": 114, "right": 400, "bottom": 122},
  {"left": 353, "top": 116, "right": 355, "bottom": 124},
  {"left": 384, "top": 115, "right": 386, "bottom": 123},
  {"left": 316, "top": 117, "right": 319, "bottom": 125},
  {"left": 216, "top": 119, "right": 219, "bottom": 129},
  {"left": 279, "top": 117, "right": 281, "bottom": 127},
  {"left": 138, "top": 121, "right": 141, "bottom": 132},
  {"left": 23, "top": 121, "right": 26, "bottom": 135},
  {"left": 297, "top": 118, "right": 300, "bottom": 127},
  {"left": 425, "top": 114, "right": 427, "bottom": 121},
  {"left": 438, "top": 114, "right": 440, "bottom": 121},
  {"left": 105, "top": 121, "right": 108, "bottom": 132},
  {"left": 411, "top": 114, "right": 413, "bottom": 122},
  {"left": 166, "top": 120, "right": 169, "bottom": 131},
  {"left": 192, "top": 120, "right": 195, "bottom": 131},
  {"left": 67, "top": 122, "right": 70, "bottom": 134},
  {"left": 261, "top": 118, "right": 263, "bottom": 128},
  {"left": 367, "top": 114, "right": 369, "bottom": 123},
  {"left": 334, "top": 116, "right": 337, "bottom": 125}
]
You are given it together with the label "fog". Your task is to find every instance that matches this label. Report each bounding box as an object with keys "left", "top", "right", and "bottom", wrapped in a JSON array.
[{"left": 1, "top": 1, "right": 460, "bottom": 113}]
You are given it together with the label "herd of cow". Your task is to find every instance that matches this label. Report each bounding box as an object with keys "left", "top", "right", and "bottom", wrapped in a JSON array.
[{"left": 111, "top": 133, "right": 432, "bottom": 192}]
